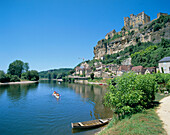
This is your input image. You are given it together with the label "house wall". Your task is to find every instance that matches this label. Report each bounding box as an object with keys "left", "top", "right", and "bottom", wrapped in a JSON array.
[{"left": 159, "top": 62, "right": 170, "bottom": 73}]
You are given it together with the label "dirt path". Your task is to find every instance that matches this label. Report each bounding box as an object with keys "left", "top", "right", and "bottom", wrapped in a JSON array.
[{"left": 157, "top": 96, "right": 170, "bottom": 135}]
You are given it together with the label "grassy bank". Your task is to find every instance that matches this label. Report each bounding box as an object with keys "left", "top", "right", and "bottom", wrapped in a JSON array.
[
  {"left": 99, "top": 93, "right": 169, "bottom": 135},
  {"left": 99, "top": 108, "right": 166, "bottom": 135}
]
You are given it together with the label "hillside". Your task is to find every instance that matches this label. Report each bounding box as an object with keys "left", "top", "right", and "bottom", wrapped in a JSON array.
[
  {"left": 94, "top": 15, "right": 170, "bottom": 62},
  {"left": 39, "top": 68, "right": 73, "bottom": 79}
]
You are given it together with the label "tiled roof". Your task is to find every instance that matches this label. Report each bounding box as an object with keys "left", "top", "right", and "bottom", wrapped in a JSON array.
[
  {"left": 118, "top": 65, "right": 128, "bottom": 71},
  {"left": 159, "top": 57, "right": 170, "bottom": 63},
  {"left": 131, "top": 66, "right": 143, "bottom": 71}
]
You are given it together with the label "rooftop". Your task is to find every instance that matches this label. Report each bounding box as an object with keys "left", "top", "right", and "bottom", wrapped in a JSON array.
[{"left": 159, "top": 57, "right": 170, "bottom": 63}]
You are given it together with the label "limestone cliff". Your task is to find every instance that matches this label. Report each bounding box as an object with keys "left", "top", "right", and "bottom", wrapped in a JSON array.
[{"left": 94, "top": 15, "right": 170, "bottom": 59}]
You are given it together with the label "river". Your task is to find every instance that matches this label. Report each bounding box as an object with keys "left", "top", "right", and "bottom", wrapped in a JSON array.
[{"left": 0, "top": 80, "right": 113, "bottom": 135}]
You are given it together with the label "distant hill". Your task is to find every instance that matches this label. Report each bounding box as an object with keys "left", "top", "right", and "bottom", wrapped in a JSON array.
[{"left": 39, "top": 68, "right": 73, "bottom": 79}]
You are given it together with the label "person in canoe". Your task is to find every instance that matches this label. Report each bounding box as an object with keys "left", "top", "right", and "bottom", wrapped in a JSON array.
[{"left": 52, "top": 91, "right": 60, "bottom": 98}]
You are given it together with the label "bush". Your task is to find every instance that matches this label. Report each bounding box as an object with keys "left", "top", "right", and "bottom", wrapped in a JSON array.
[
  {"left": 21, "top": 70, "right": 39, "bottom": 81},
  {"left": 104, "top": 72, "right": 158, "bottom": 119},
  {"left": 90, "top": 73, "right": 94, "bottom": 80},
  {"left": 154, "top": 73, "right": 170, "bottom": 84},
  {"left": 153, "top": 23, "right": 162, "bottom": 32},
  {"left": 166, "top": 80, "right": 170, "bottom": 91},
  {"left": 10, "top": 75, "right": 20, "bottom": 82},
  {"left": 0, "top": 70, "right": 6, "bottom": 83},
  {"left": 0, "top": 71, "right": 11, "bottom": 83}
]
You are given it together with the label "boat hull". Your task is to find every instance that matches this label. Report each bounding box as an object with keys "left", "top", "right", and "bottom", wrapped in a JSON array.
[
  {"left": 53, "top": 94, "right": 60, "bottom": 98},
  {"left": 71, "top": 118, "right": 112, "bottom": 129}
]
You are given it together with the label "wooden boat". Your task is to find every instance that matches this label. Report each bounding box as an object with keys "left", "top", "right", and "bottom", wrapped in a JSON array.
[{"left": 71, "top": 118, "right": 112, "bottom": 129}]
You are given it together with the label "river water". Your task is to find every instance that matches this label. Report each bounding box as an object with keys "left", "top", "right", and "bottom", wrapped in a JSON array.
[{"left": 0, "top": 80, "right": 113, "bottom": 135}]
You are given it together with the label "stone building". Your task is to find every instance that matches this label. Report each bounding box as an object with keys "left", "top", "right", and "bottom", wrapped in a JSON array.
[
  {"left": 131, "top": 66, "right": 145, "bottom": 74},
  {"left": 144, "top": 67, "right": 156, "bottom": 74},
  {"left": 124, "top": 11, "right": 150, "bottom": 29},
  {"left": 159, "top": 57, "right": 170, "bottom": 73},
  {"left": 105, "top": 29, "right": 116, "bottom": 40}
]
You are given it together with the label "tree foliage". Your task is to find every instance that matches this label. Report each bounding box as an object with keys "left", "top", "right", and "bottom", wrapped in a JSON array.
[
  {"left": 7, "top": 60, "right": 29, "bottom": 77},
  {"left": 21, "top": 70, "right": 39, "bottom": 81},
  {"left": 1, "top": 60, "right": 38, "bottom": 83},
  {"left": 0, "top": 70, "right": 7, "bottom": 83},
  {"left": 105, "top": 72, "right": 158, "bottom": 119},
  {"left": 131, "top": 39, "right": 170, "bottom": 67},
  {"left": 39, "top": 68, "right": 72, "bottom": 79},
  {"left": 90, "top": 73, "right": 94, "bottom": 80}
]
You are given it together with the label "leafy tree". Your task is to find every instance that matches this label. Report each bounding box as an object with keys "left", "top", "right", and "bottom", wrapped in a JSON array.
[
  {"left": 105, "top": 72, "right": 158, "bottom": 119},
  {"left": 51, "top": 72, "right": 57, "bottom": 79},
  {"left": 47, "top": 72, "right": 51, "bottom": 80},
  {"left": 21, "top": 70, "right": 39, "bottom": 81},
  {"left": 10, "top": 75, "right": 20, "bottom": 82},
  {"left": 7, "top": 60, "right": 24, "bottom": 77},
  {"left": 90, "top": 73, "right": 94, "bottom": 80},
  {"left": 0, "top": 70, "right": 6, "bottom": 83},
  {"left": 23, "top": 63, "right": 29, "bottom": 72},
  {"left": 105, "top": 68, "right": 109, "bottom": 72}
]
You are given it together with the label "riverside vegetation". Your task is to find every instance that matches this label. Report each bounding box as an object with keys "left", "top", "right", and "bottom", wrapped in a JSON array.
[
  {"left": 99, "top": 72, "right": 170, "bottom": 135},
  {"left": 39, "top": 68, "right": 73, "bottom": 80},
  {"left": 0, "top": 60, "right": 39, "bottom": 83}
]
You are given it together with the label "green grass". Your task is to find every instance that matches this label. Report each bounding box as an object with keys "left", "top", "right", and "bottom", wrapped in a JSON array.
[
  {"left": 99, "top": 109, "right": 166, "bottom": 135},
  {"left": 99, "top": 93, "right": 168, "bottom": 135}
]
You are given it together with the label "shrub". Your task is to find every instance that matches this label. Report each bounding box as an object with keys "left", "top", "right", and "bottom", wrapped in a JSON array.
[
  {"left": 10, "top": 75, "right": 20, "bottom": 82},
  {"left": 21, "top": 70, "right": 39, "bottom": 81},
  {"left": 153, "top": 23, "right": 162, "bottom": 32},
  {"left": 104, "top": 72, "right": 158, "bottom": 119},
  {"left": 90, "top": 73, "right": 94, "bottom": 80},
  {"left": 0, "top": 70, "right": 6, "bottom": 83},
  {"left": 166, "top": 80, "right": 170, "bottom": 91}
]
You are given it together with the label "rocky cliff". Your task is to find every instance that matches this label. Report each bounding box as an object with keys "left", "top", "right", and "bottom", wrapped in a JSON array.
[{"left": 94, "top": 15, "right": 170, "bottom": 59}]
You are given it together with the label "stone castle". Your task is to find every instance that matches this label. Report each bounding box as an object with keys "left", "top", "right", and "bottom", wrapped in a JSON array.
[
  {"left": 94, "top": 12, "right": 169, "bottom": 59},
  {"left": 124, "top": 11, "right": 150, "bottom": 29}
]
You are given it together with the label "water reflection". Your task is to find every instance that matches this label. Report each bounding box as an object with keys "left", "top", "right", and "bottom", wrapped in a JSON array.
[
  {"left": 0, "top": 83, "right": 39, "bottom": 101},
  {"left": 67, "top": 83, "right": 113, "bottom": 119},
  {"left": 39, "top": 80, "right": 113, "bottom": 119}
]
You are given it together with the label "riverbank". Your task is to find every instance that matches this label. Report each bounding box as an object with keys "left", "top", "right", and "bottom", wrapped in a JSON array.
[
  {"left": 97, "top": 93, "right": 169, "bottom": 135},
  {"left": 0, "top": 81, "right": 38, "bottom": 85},
  {"left": 75, "top": 80, "right": 108, "bottom": 85},
  {"left": 98, "top": 108, "right": 166, "bottom": 135}
]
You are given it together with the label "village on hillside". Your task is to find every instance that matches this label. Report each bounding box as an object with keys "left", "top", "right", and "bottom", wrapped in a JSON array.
[
  {"left": 69, "top": 11, "right": 170, "bottom": 80},
  {"left": 70, "top": 57, "right": 170, "bottom": 80}
]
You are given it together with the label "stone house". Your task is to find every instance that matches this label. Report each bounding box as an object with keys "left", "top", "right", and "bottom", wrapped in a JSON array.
[
  {"left": 75, "top": 67, "right": 84, "bottom": 75},
  {"left": 144, "top": 67, "right": 156, "bottom": 74},
  {"left": 159, "top": 57, "right": 170, "bottom": 73},
  {"left": 131, "top": 66, "right": 145, "bottom": 74},
  {"left": 117, "top": 65, "right": 132, "bottom": 76},
  {"left": 106, "top": 64, "right": 119, "bottom": 75},
  {"left": 75, "top": 63, "right": 92, "bottom": 76},
  {"left": 94, "top": 71, "right": 102, "bottom": 78}
]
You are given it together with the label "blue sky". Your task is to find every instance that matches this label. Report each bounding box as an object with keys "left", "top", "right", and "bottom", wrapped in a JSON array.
[{"left": 0, "top": 0, "right": 169, "bottom": 72}]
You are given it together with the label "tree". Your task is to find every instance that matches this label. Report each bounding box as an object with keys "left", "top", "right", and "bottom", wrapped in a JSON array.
[
  {"left": 105, "top": 72, "right": 158, "bottom": 119},
  {"left": 90, "top": 73, "right": 94, "bottom": 80},
  {"left": 21, "top": 70, "right": 39, "bottom": 81},
  {"left": 23, "top": 63, "right": 29, "bottom": 72},
  {"left": 0, "top": 70, "right": 6, "bottom": 82},
  {"left": 7, "top": 60, "right": 24, "bottom": 77},
  {"left": 10, "top": 75, "right": 20, "bottom": 82}
]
